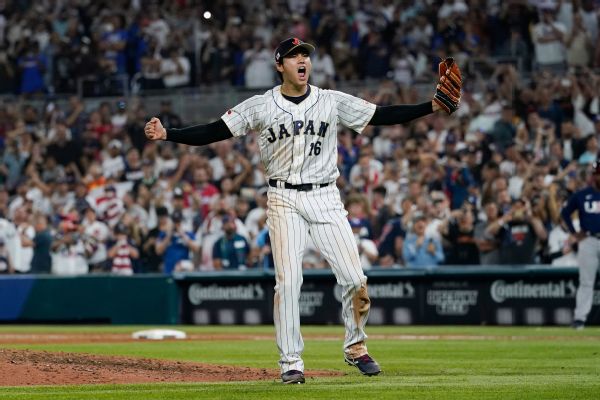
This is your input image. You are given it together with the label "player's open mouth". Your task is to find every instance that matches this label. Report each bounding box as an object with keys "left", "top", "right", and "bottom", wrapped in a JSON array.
[{"left": 298, "top": 66, "right": 306, "bottom": 79}]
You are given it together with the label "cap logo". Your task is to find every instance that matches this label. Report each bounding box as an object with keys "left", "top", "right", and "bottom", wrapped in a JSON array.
[{"left": 292, "top": 38, "right": 300, "bottom": 45}]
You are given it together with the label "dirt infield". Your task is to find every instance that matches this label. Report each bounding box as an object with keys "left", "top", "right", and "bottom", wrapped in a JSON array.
[{"left": 0, "top": 332, "right": 343, "bottom": 386}]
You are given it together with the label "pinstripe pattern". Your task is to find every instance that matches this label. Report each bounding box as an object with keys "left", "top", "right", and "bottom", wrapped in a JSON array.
[
  {"left": 222, "top": 84, "right": 376, "bottom": 374},
  {"left": 221, "top": 86, "right": 376, "bottom": 184}
]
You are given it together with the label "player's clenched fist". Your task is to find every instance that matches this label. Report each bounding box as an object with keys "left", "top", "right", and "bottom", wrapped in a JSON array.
[{"left": 145, "top": 117, "right": 167, "bottom": 141}]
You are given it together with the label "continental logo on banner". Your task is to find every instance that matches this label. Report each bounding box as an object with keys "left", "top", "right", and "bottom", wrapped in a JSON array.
[
  {"left": 188, "top": 283, "right": 265, "bottom": 305},
  {"left": 490, "top": 280, "right": 577, "bottom": 303},
  {"left": 426, "top": 290, "right": 478, "bottom": 316},
  {"left": 333, "top": 282, "right": 416, "bottom": 303}
]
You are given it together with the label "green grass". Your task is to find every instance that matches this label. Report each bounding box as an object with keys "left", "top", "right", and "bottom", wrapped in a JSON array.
[{"left": 0, "top": 325, "right": 599, "bottom": 399}]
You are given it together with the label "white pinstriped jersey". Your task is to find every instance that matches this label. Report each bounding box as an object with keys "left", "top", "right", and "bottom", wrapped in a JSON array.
[{"left": 221, "top": 85, "right": 377, "bottom": 185}]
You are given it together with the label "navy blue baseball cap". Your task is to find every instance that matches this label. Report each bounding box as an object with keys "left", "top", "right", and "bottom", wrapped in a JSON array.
[{"left": 274, "top": 37, "right": 315, "bottom": 63}]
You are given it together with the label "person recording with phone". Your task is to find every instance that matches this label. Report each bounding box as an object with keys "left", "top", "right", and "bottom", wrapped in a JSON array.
[
  {"left": 485, "top": 198, "right": 547, "bottom": 264},
  {"left": 155, "top": 210, "right": 199, "bottom": 274}
]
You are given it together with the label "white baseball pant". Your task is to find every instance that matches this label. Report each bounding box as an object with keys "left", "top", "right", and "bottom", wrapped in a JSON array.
[
  {"left": 267, "top": 184, "right": 370, "bottom": 373},
  {"left": 575, "top": 236, "right": 599, "bottom": 322}
]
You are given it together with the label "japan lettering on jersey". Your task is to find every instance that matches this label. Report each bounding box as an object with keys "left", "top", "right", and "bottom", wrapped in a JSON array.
[{"left": 221, "top": 86, "right": 377, "bottom": 185}]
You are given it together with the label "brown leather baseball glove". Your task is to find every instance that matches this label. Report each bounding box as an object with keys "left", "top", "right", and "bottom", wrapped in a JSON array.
[{"left": 433, "top": 57, "right": 462, "bottom": 114}]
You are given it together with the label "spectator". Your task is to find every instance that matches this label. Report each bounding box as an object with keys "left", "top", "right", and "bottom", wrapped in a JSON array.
[
  {"left": 161, "top": 48, "right": 191, "bottom": 89},
  {"left": 0, "top": 211, "right": 17, "bottom": 268},
  {"left": 49, "top": 176, "right": 74, "bottom": 214},
  {"left": 245, "top": 187, "right": 268, "bottom": 240},
  {"left": 577, "top": 135, "right": 598, "bottom": 165},
  {"left": 50, "top": 217, "right": 88, "bottom": 275},
  {"left": 391, "top": 49, "right": 416, "bottom": 88},
  {"left": 310, "top": 45, "right": 335, "bottom": 88},
  {"left": 370, "top": 185, "right": 395, "bottom": 239},
  {"left": 64, "top": 96, "right": 88, "bottom": 139},
  {"left": 170, "top": 186, "right": 194, "bottom": 231},
  {"left": 474, "top": 201, "right": 502, "bottom": 265},
  {"left": 439, "top": 207, "right": 480, "bottom": 265},
  {"left": 497, "top": 29, "right": 530, "bottom": 67},
  {"left": 102, "top": 139, "right": 126, "bottom": 179},
  {"left": 81, "top": 207, "right": 110, "bottom": 272},
  {"left": 141, "top": 206, "right": 169, "bottom": 273},
  {"left": 124, "top": 147, "right": 144, "bottom": 184},
  {"left": 139, "top": 37, "right": 165, "bottom": 91},
  {"left": 0, "top": 238, "right": 12, "bottom": 273},
  {"left": 532, "top": 5, "right": 567, "bottom": 72},
  {"left": 490, "top": 105, "right": 517, "bottom": 151},
  {"left": 190, "top": 167, "right": 220, "bottom": 220},
  {"left": 212, "top": 213, "right": 251, "bottom": 270},
  {"left": 485, "top": 198, "right": 548, "bottom": 264},
  {"left": 3, "top": 1, "right": 600, "bottom": 276},
  {"left": 349, "top": 149, "right": 383, "bottom": 193},
  {"left": 255, "top": 221, "right": 274, "bottom": 270},
  {"left": 345, "top": 194, "right": 371, "bottom": 238},
  {"left": 98, "top": 14, "right": 127, "bottom": 75},
  {"left": 156, "top": 100, "right": 182, "bottom": 130},
  {"left": 566, "top": 13, "right": 592, "bottom": 67},
  {"left": 45, "top": 122, "right": 81, "bottom": 168},
  {"left": 155, "top": 210, "right": 199, "bottom": 274},
  {"left": 107, "top": 222, "right": 139, "bottom": 275},
  {"left": 403, "top": 213, "right": 444, "bottom": 268},
  {"left": 29, "top": 214, "right": 52, "bottom": 274},
  {"left": 94, "top": 185, "right": 124, "bottom": 228},
  {"left": 154, "top": 142, "right": 179, "bottom": 177},
  {"left": 144, "top": 9, "right": 170, "bottom": 48},
  {"left": 350, "top": 218, "right": 379, "bottom": 269},
  {"left": 445, "top": 155, "right": 476, "bottom": 210},
  {"left": 111, "top": 101, "right": 128, "bottom": 131},
  {"left": 0, "top": 47, "right": 14, "bottom": 94},
  {"left": 12, "top": 206, "right": 34, "bottom": 273},
  {"left": 377, "top": 200, "right": 412, "bottom": 267},
  {"left": 17, "top": 41, "right": 46, "bottom": 95},
  {"left": 244, "top": 40, "right": 274, "bottom": 88},
  {"left": 361, "top": 30, "right": 390, "bottom": 79},
  {"left": 548, "top": 217, "right": 578, "bottom": 267}
]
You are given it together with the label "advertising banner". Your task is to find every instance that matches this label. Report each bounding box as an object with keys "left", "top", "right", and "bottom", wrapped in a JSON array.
[{"left": 176, "top": 268, "right": 600, "bottom": 326}]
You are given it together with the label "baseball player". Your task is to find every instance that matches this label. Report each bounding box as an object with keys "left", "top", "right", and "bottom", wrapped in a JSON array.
[
  {"left": 561, "top": 162, "right": 600, "bottom": 330},
  {"left": 145, "top": 37, "right": 462, "bottom": 383}
]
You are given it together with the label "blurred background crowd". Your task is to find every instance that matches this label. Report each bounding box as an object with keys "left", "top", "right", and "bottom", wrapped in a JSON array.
[{"left": 1, "top": 0, "right": 600, "bottom": 274}]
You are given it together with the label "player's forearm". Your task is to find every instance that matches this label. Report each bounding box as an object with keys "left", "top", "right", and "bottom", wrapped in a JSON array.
[
  {"left": 368, "top": 102, "right": 433, "bottom": 126},
  {"left": 166, "top": 119, "right": 233, "bottom": 146}
]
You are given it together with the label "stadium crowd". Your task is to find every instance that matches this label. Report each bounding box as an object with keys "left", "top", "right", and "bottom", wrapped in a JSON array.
[{"left": 1, "top": 0, "right": 600, "bottom": 274}]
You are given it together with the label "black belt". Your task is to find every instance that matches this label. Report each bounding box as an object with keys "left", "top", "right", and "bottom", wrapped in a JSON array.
[{"left": 268, "top": 179, "right": 329, "bottom": 192}]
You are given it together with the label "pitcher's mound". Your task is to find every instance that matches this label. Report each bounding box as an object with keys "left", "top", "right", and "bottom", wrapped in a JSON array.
[{"left": 0, "top": 349, "right": 341, "bottom": 386}]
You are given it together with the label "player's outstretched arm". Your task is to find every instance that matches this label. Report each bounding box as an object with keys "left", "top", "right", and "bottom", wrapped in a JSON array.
[
  {"left": 368, "top": 102, "right": 435, "bottom": 126},
  {"left": 368, "top": 57, "right": 461, "bottom": 126},
  {"left": 144, "top": 117, "right": 233, "bottom": 146}
]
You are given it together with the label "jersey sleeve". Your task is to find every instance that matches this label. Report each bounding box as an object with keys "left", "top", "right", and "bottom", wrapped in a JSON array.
[
  {"left": 331, "top": 90, "right": 377, "bottom": 134},
  {"left": 221, "top": 95, "right": 265, "bottom": 138}
]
